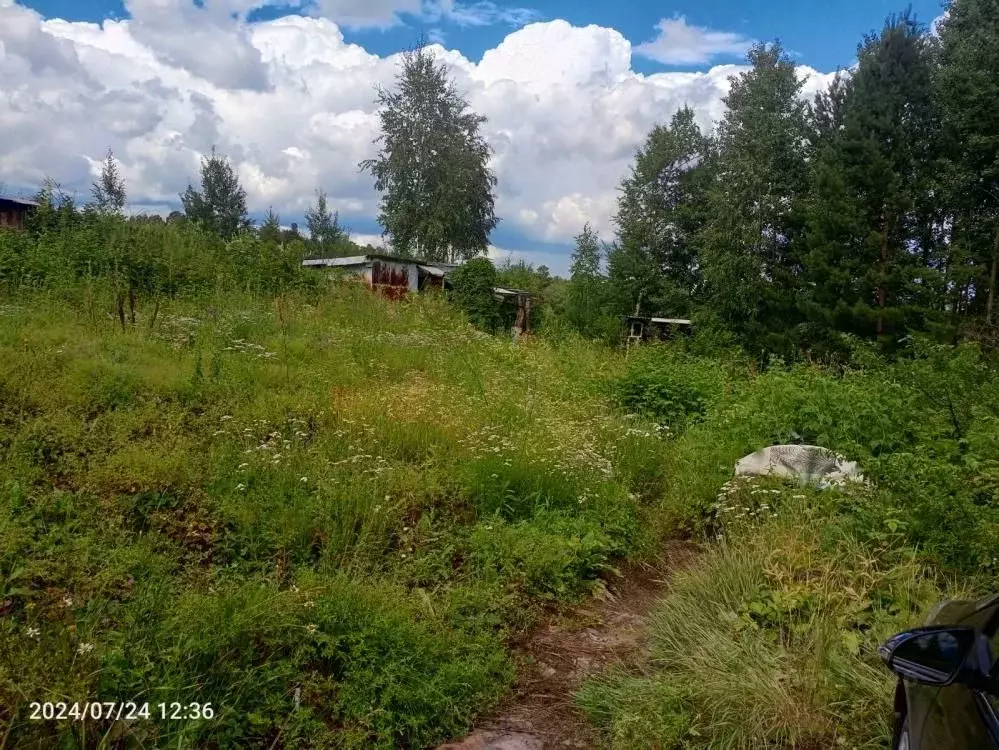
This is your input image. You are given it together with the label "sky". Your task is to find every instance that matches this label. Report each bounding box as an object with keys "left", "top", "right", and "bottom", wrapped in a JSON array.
[{"left": 1, "top": 0, "right": 946, "bottom": 275}]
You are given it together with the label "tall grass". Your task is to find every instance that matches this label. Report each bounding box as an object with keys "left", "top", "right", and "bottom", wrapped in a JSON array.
[
  {"left": 579, "top": 339, "right": 999, "bottom": 749},
  {"left": 0, "top": 282, "right": 676, "bottom": 747}
]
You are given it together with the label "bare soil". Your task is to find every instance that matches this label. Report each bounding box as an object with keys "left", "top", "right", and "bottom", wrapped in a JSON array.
[{"left": 439, "top": 541, "right": 699, "bottom": 750}]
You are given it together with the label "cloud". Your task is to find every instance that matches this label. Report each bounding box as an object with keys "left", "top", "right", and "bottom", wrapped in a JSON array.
[
  {"left": 350, "top": 232, "right": 388, "bottom": 248},
  {"left": 305, "top": 0, "right": 538, "bottom": 30},
  {"left": 930, "top": 11, "right": 948, "bottom": 38},
  {"left": 1, "top": 6, "right": 834, "bottom": 261},
  {"left": 488, "top": 244, "right": 571, "bottom": 274},
  {"left": 121, "top": 0, "right": 289, "bottom": 90},
  {"left": 635, "top": 15, "right": 754, "bottom": 66},
  {"left": 426, "top": 0, "right": 541, "bottom": 28},
  {"left": 307, "top": 0, "right": 421, "bottom": 29}
]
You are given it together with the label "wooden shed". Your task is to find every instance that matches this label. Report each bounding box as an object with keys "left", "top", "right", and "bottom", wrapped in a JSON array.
[
  {"left": 0, "top": 197, "right": 38, "bottom": 230},
  {"left": 303, "top": 254, "right": 451, "bottom": 300},
  {"left": 624, "top": 316, "right": 693, "bottom": 348}
]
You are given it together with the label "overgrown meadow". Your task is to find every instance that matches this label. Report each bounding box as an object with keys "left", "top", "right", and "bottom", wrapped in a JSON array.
[
  {"left": 3, "top": 222, "right": 999, "bottom": 748},
  {"left": 0, "top": 279, "right": 669, "bottom": 748},
  {"left": 578, "top": 342, "right": 999, "bottom": 749}
]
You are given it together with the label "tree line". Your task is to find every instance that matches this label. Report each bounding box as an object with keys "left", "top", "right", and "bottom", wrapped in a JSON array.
[
  {"left": 3, "top": 0, "right": 997, "bottom": 361},
  {"left": 565, "top": 1, "right": 999, "bottom": 359}
]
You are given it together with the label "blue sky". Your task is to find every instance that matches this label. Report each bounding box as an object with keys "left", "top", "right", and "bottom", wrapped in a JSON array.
[
  {"left": 6, "top": 0, "right": 948, "bottom": 274},
  {"left": 22, "top": 0, "right": 947, "bottom": 72}
]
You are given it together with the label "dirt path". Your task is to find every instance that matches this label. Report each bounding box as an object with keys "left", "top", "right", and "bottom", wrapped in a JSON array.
[{"left": 440, "top": 541, "right": 697, "bottom": 750}]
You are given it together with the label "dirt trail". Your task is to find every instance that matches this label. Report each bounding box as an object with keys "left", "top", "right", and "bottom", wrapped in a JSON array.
[{"left": 440, "top": 541, "right": 697, "bottom": 750}]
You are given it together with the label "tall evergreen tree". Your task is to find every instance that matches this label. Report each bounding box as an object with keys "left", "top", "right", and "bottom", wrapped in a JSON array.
[
  {"left": 180, "top": 147, "right": 250, "bottom": 240},
  {"left": 936, "top": 0, "right": 999, "bottom": 326},
  {"left": 805, "top": 12, "right": 940, "bottom": 346},
  {"left": 699, "top": 43, "right": 810, "bottom": 357},
  {"left": 361, "top": 42, "right": 498, "bottom": 263},
  {"left": 260, "top": 207, "right": 283, "bottom": 245},
  {"left": 304, "top": 189, "right": 347, "bottom": 256},
  {"left": 610, "top": 106, "right": 714, "bottom": 317},
  {"left": 89, "top": 149, "right": 126, "bottom": 214},
  {"left": 567, "top": 224, "right": 609, "bottom": 337}
]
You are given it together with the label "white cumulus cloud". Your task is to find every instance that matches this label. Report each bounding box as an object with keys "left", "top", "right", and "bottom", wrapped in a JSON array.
[
  {"left": 0, "top": 3, "right": 835, "bottom": 271},
  {"left": 636, "top": 15, "right": 754, "bottom": 66}
]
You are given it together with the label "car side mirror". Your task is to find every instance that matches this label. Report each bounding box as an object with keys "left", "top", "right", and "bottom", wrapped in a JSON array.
[{"left": 878, "top": 626, "right": 977, "bottom": 687}]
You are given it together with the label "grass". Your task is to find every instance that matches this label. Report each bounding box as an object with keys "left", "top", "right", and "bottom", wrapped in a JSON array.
[
  {"left": 578, "top": 340, "right": 999, "bottom": 750},
  {"left": 578, "top": 482, "right": 959, "bottom": 749},
  {"left": 0, "top": 283, "right": 675, "bottom": 748},
  {"left": 4, "top": 279, "right": 998, "bottom": 748}
]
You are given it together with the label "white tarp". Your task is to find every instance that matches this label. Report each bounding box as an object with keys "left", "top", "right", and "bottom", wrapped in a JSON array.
[{"left": 734, "top": 445, "right": 865, "bottom": 487}]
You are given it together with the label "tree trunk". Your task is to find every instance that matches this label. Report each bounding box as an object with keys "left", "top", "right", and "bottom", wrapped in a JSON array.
[
  {"left": 116, "top": 292, "right": 126, "bottom": 333},
  {"left": 877, "top": 213, "right": 889, "bottom": 336},
  {"left": 987, "top": 224, "right": 999, "bottom": 326}
]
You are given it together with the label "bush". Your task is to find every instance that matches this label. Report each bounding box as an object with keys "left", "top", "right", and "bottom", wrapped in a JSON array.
[{"left": 450, "top": 257, "right": 501, "bottom": 332}]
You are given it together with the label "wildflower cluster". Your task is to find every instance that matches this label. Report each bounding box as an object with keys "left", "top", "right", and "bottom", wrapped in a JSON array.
[
  {"left": 223, "top": 338, "right": 277, "bottom": 359},
  {"left": 154, "top": 315, "right": 201, "bottom": 348},
  {"left": 710, "top": 476, "right": 785, "bottom": 536}
]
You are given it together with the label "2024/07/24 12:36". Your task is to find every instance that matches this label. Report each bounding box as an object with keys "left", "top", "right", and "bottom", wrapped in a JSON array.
[{"left": 28, "top": 701, "right": 215, "bottom": 722}]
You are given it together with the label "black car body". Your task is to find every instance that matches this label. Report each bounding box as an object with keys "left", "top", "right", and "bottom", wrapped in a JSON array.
[{"left": 880, "top": 594, "right": 999, "bottom": 749}]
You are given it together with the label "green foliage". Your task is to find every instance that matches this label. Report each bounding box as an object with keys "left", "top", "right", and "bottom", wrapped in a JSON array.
[
  {"left": 699, "top": 42, "right": 810, "bottom": 360},
  {"left": 614, "top": 367, "right": 705, "bottom": 436},
  {"left": 576, "top": 672, "right": 695, "bottom": 749},
  {"left": 450, "top": 256, "right": 501, "bottom": 332},
  {"left": 466, "top": 513, "right": 626, "bottom": 601},
  {"left": 0, "top": 285, "right": 661, "bottom": 748},
  {"left": 258, "top": 207, "right": 283, "bottom": 245},
  {"left": 361, "top": 43, "right": 497, "bottom": 263},
  {"left": 304, "top": 188, "right": 350, "bottom": 258},
  {"left": 804, "top": 12, "right": 941, "bottom": 348},
  {"left": 581, "top": 485, "right": 960, "bottom": 750},
  {"left": 610, "top": 106, "right": 714, "bottom": 318},
  {"left": 565, "top": 224, "right": 618, "bottom": 340},
  {"left": 937, "top": 0, "right": 999, "bottom": 325},
  {"left": 88, "top": 149, "right": 126, "bottom": 215},
  {"left": 611, "top": 346, "right": 730, "bottom": 437},
  {"left": 181, "top": 146, "right": 251, "bottom": 240},
  {"left": 0, "top": 212, "right": 317, "bottom": 300}
]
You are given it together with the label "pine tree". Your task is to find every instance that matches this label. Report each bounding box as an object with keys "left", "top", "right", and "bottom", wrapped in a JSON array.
[
  {"left": 610, "top": 106, "right": 714, "bottom": 317},
  {"left": 567, "top": 224, "right": 609, "bottom": 337},
  {"left": 304, "top": 189, "right": 347, "bottom": 257},
  {"left": 180, "top": 147, "right": 250, "bottom": 240},
  {"left": 89, "top": 149, "right": 126, "bottom": 214},
  {"left": 260, "top": 207, "right": 283, "bottom": 245},
  {"left": 805, "top": 12, "right": 940, "bottom": 346},
  {"left": 699, "top": 43, "right": 811, "bottom": 358},
  {"left": 360, "top": 42, "right": 498, "bottom": 263},
  {"left": 937, "top": 0, "right": 999, "bottom": 326}
]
